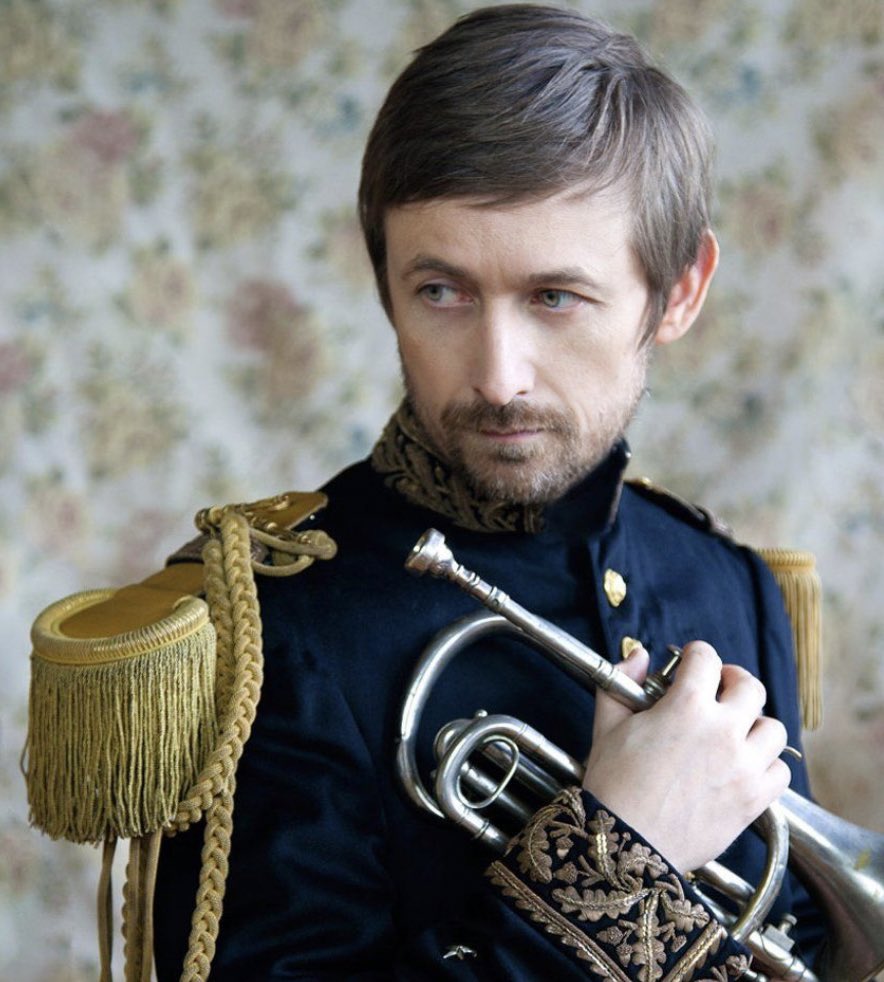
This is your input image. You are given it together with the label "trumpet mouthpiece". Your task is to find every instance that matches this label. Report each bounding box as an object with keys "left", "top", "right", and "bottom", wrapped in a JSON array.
[{"left": 406, "top": 529, "right": 455, "bottom": 579}]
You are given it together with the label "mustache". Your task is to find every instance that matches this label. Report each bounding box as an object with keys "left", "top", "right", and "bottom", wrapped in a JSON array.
[{"left": 439, "top": 400, "right": 576, "bottom": 434}]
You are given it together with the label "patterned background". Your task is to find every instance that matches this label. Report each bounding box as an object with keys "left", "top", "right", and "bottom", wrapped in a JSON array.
[{"left": 0, "top": 0, "right": 881, "bottom": 977}]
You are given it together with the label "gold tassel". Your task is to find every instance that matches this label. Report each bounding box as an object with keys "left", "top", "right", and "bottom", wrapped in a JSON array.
[
  {"left": 26, "top": 589, "right": 217, "bottom": 844},
  {"left": 757, "top": 548, "right": 823, "bottom": 731}
]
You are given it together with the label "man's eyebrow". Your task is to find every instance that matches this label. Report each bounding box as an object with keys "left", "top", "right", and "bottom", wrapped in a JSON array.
[
  {"left": 400, "top": 257, "right": 604, "bottom": 294},
  {"left": 400, "top": 255, "right": 473, "bottom": 283},
  {"left": 523, "top": 267, "right": 605, "bottom": 292}
]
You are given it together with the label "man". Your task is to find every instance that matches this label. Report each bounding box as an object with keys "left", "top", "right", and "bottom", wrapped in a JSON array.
[{"left": 154, "top": 5, "right": 823, "bottom": 978}]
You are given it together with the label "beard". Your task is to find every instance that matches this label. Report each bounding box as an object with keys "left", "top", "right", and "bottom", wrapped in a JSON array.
[{"left": 403, "top": 356, "right": 649, "bottom": 506}]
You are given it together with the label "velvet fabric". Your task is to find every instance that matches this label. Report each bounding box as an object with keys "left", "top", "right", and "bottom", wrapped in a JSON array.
[{"left": 153, "top": 445, "right": 822, "bottom": 978}]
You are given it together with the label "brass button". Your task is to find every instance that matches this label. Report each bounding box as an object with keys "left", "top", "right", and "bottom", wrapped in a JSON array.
[
  {"left": 604, "top": 568, "right": 627, "bottom": 607},
  {"left": 620, "top": 636, "right": 642, "bottom": 660}
]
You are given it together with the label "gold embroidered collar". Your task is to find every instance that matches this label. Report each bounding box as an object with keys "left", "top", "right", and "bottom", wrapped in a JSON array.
[{"left": 370, "top": 401, "right": 628, "bottom": 535}]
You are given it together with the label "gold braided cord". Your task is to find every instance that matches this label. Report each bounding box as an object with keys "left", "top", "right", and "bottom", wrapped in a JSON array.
[
  {"left": 122, "top": 844, "right": 136, "bottom": 978},
  {"left": 250, "top": 526, "right": 337, "bottom": 577},
  {"left": 174, "top": 511, "right": 264, "bottom": 982},
  {"left": 98, "top": 837, "right": 116, "bottom": 982},
  {"left": 121, "top": 830, "right": 162, "bottom": 982},
  {"left": 168, "top": 537, "right": 237, "bottom": 833}
]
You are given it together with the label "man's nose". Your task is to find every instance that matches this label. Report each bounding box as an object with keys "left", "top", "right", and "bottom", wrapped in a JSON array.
[{"left": 470, "top": 309, "right": 535, "bottom": 407}]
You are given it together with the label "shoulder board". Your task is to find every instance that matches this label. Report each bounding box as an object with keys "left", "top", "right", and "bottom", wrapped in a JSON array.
[
  {"left": 59, "top": 491, "right": 335, "bottom": 641},
  {"left": 168, "top": 490, "right": 332, "bottom": 568},
  {"left": 627, "top": 477, "right": 734, "bottom": 540}
]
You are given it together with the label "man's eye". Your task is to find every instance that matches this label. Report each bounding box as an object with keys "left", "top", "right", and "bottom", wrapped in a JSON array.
[
  {"left": 536, "top": 289, "right": 580, "bottom": 310},
  {"left": 420, "top": 284, "right": 464, "bottom": 306}
]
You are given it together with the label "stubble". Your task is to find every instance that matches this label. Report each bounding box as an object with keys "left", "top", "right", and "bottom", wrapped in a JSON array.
[{"left": 403, "top": 354, "right": 649, "bottom": 505}]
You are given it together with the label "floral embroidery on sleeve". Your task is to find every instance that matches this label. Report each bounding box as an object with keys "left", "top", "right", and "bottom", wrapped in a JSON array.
[{"left": 486, "top": 788, "right": 750, "bottom": 980}]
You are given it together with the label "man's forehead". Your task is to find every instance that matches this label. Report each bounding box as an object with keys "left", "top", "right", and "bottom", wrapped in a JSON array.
[{"left": 383, "top": 187, "right": 641, "bottom": 284}]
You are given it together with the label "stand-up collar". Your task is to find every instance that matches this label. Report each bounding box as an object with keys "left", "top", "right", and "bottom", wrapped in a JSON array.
[{"left": 371, "top": 401, "right": 629, "bottom": 537}]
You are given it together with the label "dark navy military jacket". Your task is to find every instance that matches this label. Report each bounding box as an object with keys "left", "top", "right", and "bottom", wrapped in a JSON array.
[{"left": 154, "top": 444, "right": 822, "bottom": 979}]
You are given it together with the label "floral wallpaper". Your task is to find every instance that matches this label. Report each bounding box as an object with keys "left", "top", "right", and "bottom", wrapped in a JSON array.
[{"left": 0, "top": 0, "right": 881, "bottom": 977}]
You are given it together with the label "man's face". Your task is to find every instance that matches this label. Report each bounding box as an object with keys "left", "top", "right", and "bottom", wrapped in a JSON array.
[{"left": 384, "top": 188, "right": 655, "bottom": 504}]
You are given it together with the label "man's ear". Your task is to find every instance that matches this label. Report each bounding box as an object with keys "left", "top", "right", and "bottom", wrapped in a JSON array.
[{"left": 653, "top": 229, "right": 719, "bottom": 347}]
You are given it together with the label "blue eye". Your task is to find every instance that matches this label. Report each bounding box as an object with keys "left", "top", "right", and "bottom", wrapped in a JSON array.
[
  {"left": 420, "top": 283, "right": 466, "bottom": 306},
  {"left": 537, "top": 289, "right": 579, "bottom": 309}
]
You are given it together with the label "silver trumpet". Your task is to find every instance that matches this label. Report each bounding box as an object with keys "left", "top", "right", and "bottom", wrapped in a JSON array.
[{"left": 397, "top": 528, "right": 884, "bottom": 982}]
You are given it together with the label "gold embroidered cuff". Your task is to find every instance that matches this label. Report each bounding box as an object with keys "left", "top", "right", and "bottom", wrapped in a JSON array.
[{"left": 486, "top": 787, "right": 751, "bottom": 981}]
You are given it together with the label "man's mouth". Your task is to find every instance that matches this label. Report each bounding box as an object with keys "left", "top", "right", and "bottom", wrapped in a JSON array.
[
  {"left": 437, "top": 399, "right": 573, "bottom": 449},
  {"left": 477, "top": 427, "right": 542, "bottom": 441}
]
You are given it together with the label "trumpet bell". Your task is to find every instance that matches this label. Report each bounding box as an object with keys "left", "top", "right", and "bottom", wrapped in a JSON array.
[{"left": 779, "top": 788, "right": 884, "bottom": 982}]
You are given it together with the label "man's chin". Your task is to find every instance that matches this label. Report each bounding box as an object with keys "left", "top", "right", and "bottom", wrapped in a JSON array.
[
  {"left": 418, "top": 418, "right": 607, "bottom": 505},
  {"left": 457, "top": 457, "right": 581, "bottom": 506}
]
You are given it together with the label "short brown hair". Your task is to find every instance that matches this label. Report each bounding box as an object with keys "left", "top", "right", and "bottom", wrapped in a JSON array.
[{"left": 358, "top": 3, "right": 713, "bottom": 333}]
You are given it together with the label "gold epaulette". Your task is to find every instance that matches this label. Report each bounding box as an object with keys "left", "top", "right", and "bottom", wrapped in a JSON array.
[
  {"left": 25, "top": 490, "right": 336, "bottom": 982},
  {"left": 27, "top": 490, "right": 334, "bottom": 842},
  {"left": 756, "top": 548, "right": 823, "bottom": 731}
]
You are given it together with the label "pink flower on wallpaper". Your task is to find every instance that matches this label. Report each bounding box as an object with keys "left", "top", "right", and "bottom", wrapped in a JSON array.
[
  {"left": 0, "top": 341, "right": 33, "bottom": 394},
  {"left": 246, "top": 0, "right": 326, "bottom": 70},
  {"left": 225, "top": 277, "right": 326, "bottom": 420},
  {"left": 25, "top": 480, "right": 90, "bottom": 557},
  {"left": 32, "top": 116, "right": 134, "bottom": 248},
  {"left": 69, "top": 109, "right": 139, "bottom": 165},
  {"left": 216, "top": 0, "right": 260, "bottom": 16},
  {"left": 227, "top": 278, "right": 305, "bottom": 352}
]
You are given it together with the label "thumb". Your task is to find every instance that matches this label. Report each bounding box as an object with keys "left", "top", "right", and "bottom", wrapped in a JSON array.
[{"left": 592, "top": 645, "right": 650, "bottom": 740}]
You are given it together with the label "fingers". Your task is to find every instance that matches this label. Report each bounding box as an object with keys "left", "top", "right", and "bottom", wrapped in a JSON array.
[
  {"left": 743, "top": 714, "right": 791, "bottom": 808},
  {"left": 718, "top": 663, "right": 768, "bottom": 722},
  {"left": 744, "top": 750, "right": 793, "bottom": 824},
  {"left": 591, "top": 644, "right": 649, "bottom": 739},
  {"left": 669, "top": 640, "right": 722, "bottom": 693},
  {"left": 747, "top": 714, "right": 789, "bottom": 767},
  {"left": 584, "top": 638, "right": 796, "bottom": 871},
  {"left": 663, "top": 642, "right": 790, "bottom": 800},
  {"left": 766, "top": 757, "right": 793, "bottom": 797},
  {"left": 671, "top": 644, "right": 768, "bottom": 727}
]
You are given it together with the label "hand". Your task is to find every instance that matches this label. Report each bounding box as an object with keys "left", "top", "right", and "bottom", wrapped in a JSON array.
[{"left": 582, "top": 641, "right": 791, "bottom": 873}]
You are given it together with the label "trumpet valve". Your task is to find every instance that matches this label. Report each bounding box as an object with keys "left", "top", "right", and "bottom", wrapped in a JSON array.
[{"left": 642, "top": 646, "right": 683, "bottom": 700}]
